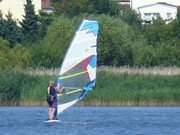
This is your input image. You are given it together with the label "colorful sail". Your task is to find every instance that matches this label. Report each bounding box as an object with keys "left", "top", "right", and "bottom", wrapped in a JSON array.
[{"left": 57, "top": 19, "right": 99, "bottom": 115}]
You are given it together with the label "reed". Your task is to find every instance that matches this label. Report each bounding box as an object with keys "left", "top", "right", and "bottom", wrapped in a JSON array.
[
  {"left": 84, "top": 70, "right": 180, "bottom": 105},
  {"left": 0, "top": 70, "right": 54, "bottom": 105},
  {"left": 24, "top": 66, "right": 180, "bottom": 76},
  {"left": 98, "top": 66, "right": 180, "bottom": 76},
  {"left": 1, "top": 67, "right": 180, "bottom": 106}
]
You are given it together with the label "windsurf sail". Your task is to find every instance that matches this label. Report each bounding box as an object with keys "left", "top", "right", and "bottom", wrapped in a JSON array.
[{"left": 56, "top": 19, "right": 99, "bottom": 115}]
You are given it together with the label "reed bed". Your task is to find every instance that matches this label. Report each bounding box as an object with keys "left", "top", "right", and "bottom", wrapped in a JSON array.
[
  {"left": 24, "top": 66, "right": 180, "bottom": 76},
  {"left": 23, "top": 68, "right": 59, "bottom": 76},
  {"left": 98, "top": 66, "right": 180, "bottom": 76},
  {"left": 85, "top": 70, "right": 180, "bottom": 106},
  {"left": 1, "top": 67, "right": 180, "bottom": 106}
]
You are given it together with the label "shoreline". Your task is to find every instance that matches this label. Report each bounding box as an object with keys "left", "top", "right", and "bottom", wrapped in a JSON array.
[{"left": 1, "top": 101, "right": 180, "bottom": 107}]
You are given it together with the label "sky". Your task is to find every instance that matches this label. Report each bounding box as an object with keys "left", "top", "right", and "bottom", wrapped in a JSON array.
[{"left": 132, "top": 0, "right": 180, "bottom": 9}]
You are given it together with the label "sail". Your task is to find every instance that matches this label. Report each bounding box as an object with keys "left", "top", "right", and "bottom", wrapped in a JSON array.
[{"left": 57, "top": 19, "right": 99, "bottom": 115}]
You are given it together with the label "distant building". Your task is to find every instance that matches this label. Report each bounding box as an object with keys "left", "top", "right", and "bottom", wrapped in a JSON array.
[
  {"left": 116, "top": 0, "right": 132, "bottom": 8},
  {"left": 138, "top": 2, "right": 178, "bottom": 24},
  {"left": 131, "top": 0, "right": 180, "bottom": 24},
  {"left": 0, "top": 0, "right": 53, "bottom": 22},
  {"left": 115, "top": 0, "right": 180, "bottom": 24},
  {"left": 132, "top": 0, "right": 180, "bottom": 9},
  {"left": 41, "top": 0, "right": 53, "bottom": 14}
]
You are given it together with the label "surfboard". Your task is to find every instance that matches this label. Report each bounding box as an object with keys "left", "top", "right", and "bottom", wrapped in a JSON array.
[{"left": 44, "top": 119, "right": 60, "bottom": 123}]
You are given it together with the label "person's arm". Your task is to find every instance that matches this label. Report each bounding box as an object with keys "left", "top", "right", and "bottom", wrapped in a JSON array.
[
  {"left": 48, "top": 87, "right": 50, "bottom": 95},
  {"left": 55, "top": 86, "right": 64, "bottom": 93},
  {"left": 60, "top": 86, "right": 65, "bottom": 93},
  {"left": 56, "top": 86, "right": 65, "bottom": 96}
]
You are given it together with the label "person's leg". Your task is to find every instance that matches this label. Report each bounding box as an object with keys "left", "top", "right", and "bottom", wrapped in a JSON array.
[
  {"left": 50, "top": 107, "right": 55, "bottom": 120},
  {"left": 53, "top": 102, "right": 57, "bottom": 119},
  {"left": 51, "top": 107, "right": 55, "bottom": 120},
  {"left": 48, "top": 107, "right": 50, "bottom": 120},
  {"left": 48, "top": 107, "right": 53, "bottom": 120}
]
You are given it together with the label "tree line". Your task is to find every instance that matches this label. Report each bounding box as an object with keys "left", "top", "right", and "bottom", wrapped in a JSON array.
[{"left": 1, "top": 0, "right": 180, "bottom": 70}]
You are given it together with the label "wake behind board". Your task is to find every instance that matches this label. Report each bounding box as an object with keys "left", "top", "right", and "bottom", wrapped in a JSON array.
[{"left": 44, "top": 119, "right": 60, "bottom": 123}]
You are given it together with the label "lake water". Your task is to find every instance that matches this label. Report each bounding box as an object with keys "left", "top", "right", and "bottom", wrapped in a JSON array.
[{"left": 0, "top": 106, "right": 180, "bottom": 135}]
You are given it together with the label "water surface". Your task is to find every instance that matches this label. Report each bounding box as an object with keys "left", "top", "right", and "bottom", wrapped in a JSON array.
[{"left": 0, "top": 106, "right": 180, "bottom": 135}]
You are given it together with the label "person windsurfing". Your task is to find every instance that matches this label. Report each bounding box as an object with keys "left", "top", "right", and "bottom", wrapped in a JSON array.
[{"left": 47, "top": 80, "right": 63, "bottom": 120}]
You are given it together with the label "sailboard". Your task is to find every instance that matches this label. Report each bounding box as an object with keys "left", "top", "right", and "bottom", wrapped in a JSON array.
[
  {"left": 44, "top": 119, "right": 60, "bottom": 123},
  {"left": 56, "top": 19, "right": 99, "bottom": 116}
]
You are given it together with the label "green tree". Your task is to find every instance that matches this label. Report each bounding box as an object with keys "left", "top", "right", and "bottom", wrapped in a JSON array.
[
  {"left": 90, "top": 0, "right": 110, "bottom": 14},
  {"left": 0, "top": 38, "right": 10, "bottom": 69},
  {"left": 55, "top": 0, "right": 90, "bottom": 16},
  {"left": 133, "top": 46, "right": 158, "bottom": 67},
  {"left": 142, "top": 17, "right": 172, "bottom": 46},
  {"left": 0, "top": 12, "right": 23, "bottom": 47},
  {"left": 171, "top": 7, "right": 180, "bottom": 40},
  {"left": 38, "top": 11, "right": 54, "bottom": 38},
  {"left": 177, "top": 7, "right": 180, "bottom": 19},
  {"left": 0, "top": 38, "right": 32, "bottom": 70},
  {"left": 21, "top": 0, "right": 39, "bottom": 42},
  {"left": 109, "top": 3, "right": 141, "bottom": 29},
  {"left": 156, "top": 43, "right": 180, "bottom": 66},
  {"left": 52, "top": 0, "right": 141, "bottom": 29},
  {"left": 31, "top": 16, "right": 75, "bottom": 68},
  {"left": 0, "top": 11, "right": 5, "bottom": 37},
  {"left": 4, "top": 12, "right": 23, "bottom": 47},
  {"left": 97, "top": 15, "right": 137, "bottom": 66},
  {"left": 53, "top": 0, "right": 111, "bottom": 16}
]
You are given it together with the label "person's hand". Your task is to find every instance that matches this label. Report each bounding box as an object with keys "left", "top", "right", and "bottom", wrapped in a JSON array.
[{"left": 61, "top": 87, "right": 66, "bottom": 94}]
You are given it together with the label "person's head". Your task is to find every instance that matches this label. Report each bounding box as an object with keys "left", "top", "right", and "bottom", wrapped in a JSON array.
[{"left": 49, "top": 80, "right": 54, "bottom": 87}]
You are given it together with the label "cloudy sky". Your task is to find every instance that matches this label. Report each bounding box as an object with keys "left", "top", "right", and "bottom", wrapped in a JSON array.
[{"left": 132, "top": 0, "right": 180, "bottom": 9}]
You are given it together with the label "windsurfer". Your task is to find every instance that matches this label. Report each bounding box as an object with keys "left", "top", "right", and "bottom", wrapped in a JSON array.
[{"left": 47, "top": 80, "right": 62, "bottom": 120}]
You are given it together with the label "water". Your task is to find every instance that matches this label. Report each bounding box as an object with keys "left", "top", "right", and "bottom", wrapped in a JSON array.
[{"left": 0, "top": 106, "right": 180, "bottom": 135}]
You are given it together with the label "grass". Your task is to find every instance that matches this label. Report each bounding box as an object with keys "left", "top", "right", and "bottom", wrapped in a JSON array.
[
  {"left": 1, "top": 67, "right": 180, "bottom": 106},
  {"left": 24, "top": 66, "right": 180, "bottom": 76},
  {"left": 98, "top": 66, "right": 180, "bottom": 76},
  {"left": 85, "top": 67, "right": 180, "bottom": 105},
  {"left": 0, "top": 70, "right": 55, "bottom": 105}
]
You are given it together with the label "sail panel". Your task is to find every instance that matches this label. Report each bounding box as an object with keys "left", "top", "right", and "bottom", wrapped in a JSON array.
[
  {"left": 60, "top": 19, "right": 98, "bottom": 75},
  {"left": 57, "top": 19, "right": 99, "bottom": 115}
]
